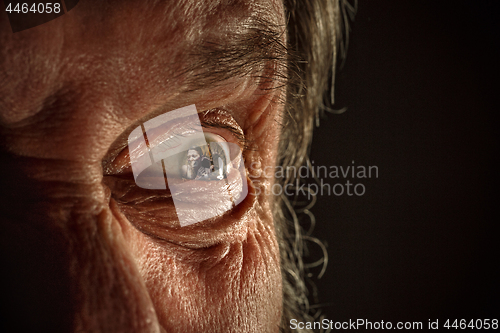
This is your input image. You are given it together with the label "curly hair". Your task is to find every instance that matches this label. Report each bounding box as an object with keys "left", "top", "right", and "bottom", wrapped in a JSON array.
[{"left": 277, "top": 1, "right": 357, "bottom": 332}]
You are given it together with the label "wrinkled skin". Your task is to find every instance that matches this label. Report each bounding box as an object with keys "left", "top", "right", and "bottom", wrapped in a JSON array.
[{"left": 0, "top": 1, "right": 285, "bottom": 332}]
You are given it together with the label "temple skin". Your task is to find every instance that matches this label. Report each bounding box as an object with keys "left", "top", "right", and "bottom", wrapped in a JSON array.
[{"left": 0, "top": 1, "right": 286, "bottom": 332}]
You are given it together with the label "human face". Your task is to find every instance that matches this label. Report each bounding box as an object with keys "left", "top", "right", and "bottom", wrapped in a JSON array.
[
  {"left": 0, "top": 1, "right": 286, "bottom": 332},
  {"left": 187, "top": 149, "right": 201, "bottom": 168}
]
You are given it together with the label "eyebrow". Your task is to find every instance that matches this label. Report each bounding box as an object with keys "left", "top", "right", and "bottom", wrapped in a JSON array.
[{"left": 179, "top": 17, "right": 295, "bottom": 92}]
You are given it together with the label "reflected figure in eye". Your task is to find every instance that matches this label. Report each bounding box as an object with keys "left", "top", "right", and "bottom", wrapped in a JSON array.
[
  {"left": 180, "top": 143, "right": 229, "bottom": 181},
  {"left": 182, "top": 146, "right": 212, "bottom": 180}
]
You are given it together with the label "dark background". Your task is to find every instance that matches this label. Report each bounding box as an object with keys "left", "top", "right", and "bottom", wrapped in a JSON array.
[{"left": 308, "top": 0, "right": 499, "bottom": 325}]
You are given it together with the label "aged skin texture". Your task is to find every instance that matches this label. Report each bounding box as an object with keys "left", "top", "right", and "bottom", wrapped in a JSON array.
[{"left": 0, "top": 1, "right": 287, "bottom": 332}]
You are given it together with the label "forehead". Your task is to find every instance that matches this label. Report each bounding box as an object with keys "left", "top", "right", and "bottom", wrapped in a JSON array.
[{"left": 0, "top": 0, "right": 284, "bottom": 124}]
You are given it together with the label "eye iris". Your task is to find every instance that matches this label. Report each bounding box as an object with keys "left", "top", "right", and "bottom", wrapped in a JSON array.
[{"left": 180, "top": 133, "right": 229, "bottom": 180}]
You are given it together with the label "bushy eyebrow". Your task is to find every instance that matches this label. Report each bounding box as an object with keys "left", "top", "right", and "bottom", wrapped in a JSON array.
[{"left": 179, "top": 17, "right": 297, "bottom": 92}]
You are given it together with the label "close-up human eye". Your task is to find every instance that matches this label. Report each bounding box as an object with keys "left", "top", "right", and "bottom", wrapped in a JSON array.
[{"left": 104, "top": 105, "right": 249, "bottom": 230}]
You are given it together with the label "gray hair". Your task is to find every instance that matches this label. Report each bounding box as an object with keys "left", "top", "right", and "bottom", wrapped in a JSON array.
[{"left": 278, "top": 1, "right": 357, "bottom": 332}]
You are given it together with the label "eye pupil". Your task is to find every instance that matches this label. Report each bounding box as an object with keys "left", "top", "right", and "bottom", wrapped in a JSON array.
[{"left": 180, "top": 140, "right": 228, "bottom": 181}]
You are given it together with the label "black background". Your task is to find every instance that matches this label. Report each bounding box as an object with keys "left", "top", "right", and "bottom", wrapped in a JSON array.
[{"left": 308, "top": 0, "right": 499, "bottom": 325}]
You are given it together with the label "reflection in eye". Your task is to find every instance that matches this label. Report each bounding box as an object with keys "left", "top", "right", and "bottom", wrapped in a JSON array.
[
  {"left": 163, "top": 133, "right": 230, "bottom": 181},
  {"left": 128, "top": 105, "right": 248, "bottom": 227}
]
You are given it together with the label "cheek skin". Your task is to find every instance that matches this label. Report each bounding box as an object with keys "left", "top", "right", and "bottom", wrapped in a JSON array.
[
  {"left": 0, "top": 159, "right": 162, "bottom": 332},
  {"left": 111, "top": 100, "right": 284, "bottom": 333}
]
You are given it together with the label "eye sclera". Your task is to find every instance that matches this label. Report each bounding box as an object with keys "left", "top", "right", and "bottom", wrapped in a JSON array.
[{"left": 106, "top": 121, "right": 243, "bottom": 178}]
